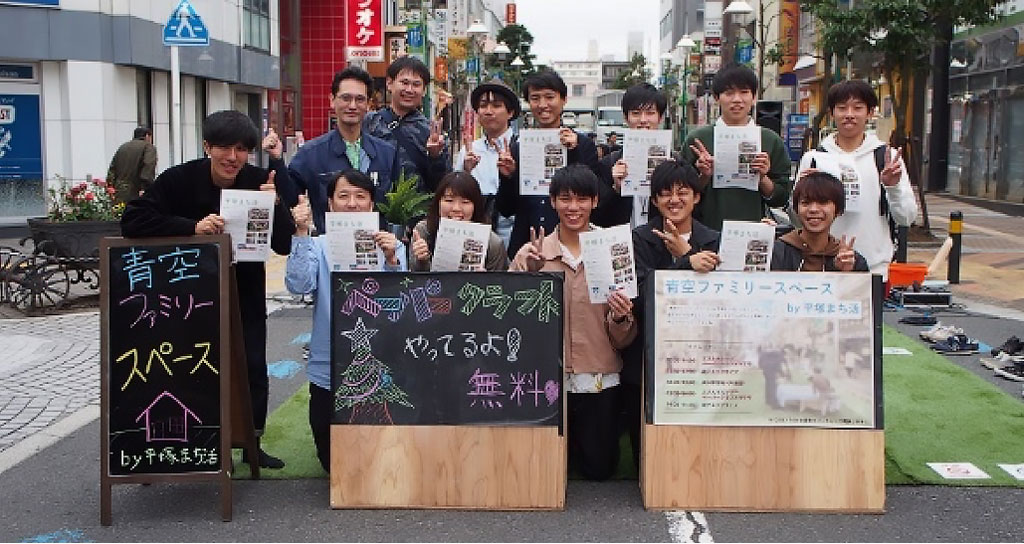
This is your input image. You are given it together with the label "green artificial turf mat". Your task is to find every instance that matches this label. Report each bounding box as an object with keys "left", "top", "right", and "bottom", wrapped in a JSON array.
[{"left": 241, "top": 325, "right": 1024, "bottom": 486}]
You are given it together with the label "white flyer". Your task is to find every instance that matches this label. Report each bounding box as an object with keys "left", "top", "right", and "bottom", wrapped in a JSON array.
[
  {"left": 324, "top": 212, "right": 384, "bottom": 271},
  {"left": 807, "top": 152, "right": 862, "bottom": 209},
  {"left": 926, "top": 462, "right": 991, "bottom": 480},
  {"left": 997, "top": 463, "right": 1024, "bottom": 480},
  {"left": 621, "top": 128, "right": 673, "bottom": 196},
  {"left": 712, "top": 125, "right": 761, "bottom": 190},
  {"left": 518, "top": 128, "right": 566, "bottom": 196},
  {"left": 219, "top": 189, "right": 276, "bottom": 263},
  {"left": 579, "top": 224, "right": 639, "bottom": 303},
  {"left": 431, "top": 217, "right": 492, "bottom": 271},
  {"left": 717, "top": 220, "right": 775, "bottom": 272}
]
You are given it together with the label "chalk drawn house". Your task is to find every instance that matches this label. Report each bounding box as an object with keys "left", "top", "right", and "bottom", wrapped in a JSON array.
[{"left": 135, "top": 391, "right": 201, "bottom": 442}]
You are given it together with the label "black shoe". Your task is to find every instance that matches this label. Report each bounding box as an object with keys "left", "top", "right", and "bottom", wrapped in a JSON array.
[
  {"left": 992, "top": 336, "right": 1023, "bottom": 356},
  {"left": 242, "top": 447, "right": 286, "bottom": 469}
]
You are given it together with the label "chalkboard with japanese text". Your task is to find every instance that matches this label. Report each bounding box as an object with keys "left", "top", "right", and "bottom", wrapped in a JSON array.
[
  {"left": 330, "top": 272, "right": 564, "bottom": 427},
  {"left": 101, "top": 236, "right": 230, "bottom": 476}
]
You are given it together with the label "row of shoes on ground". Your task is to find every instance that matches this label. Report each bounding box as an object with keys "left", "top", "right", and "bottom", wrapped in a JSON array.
[
  {"left": 918, "top": 322, "right": 965, "bottom": 344},
  {"left": 929, "top": 333, "right": 979, "bottom": 355},
  {"left": 984, "top": 335, "right": 1024, "bottom": 381},
  {"left": 990, "top": 335, "right": 1023, "bottom": 357}
]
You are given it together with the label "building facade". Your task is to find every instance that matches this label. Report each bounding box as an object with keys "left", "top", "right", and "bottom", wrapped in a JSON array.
[{"left": 0, "top": 0, "right": 281, "bottom": 226}]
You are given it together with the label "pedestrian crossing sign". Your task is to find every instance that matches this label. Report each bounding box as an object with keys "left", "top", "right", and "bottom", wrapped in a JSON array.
[{"left": 163, "top": 0, "right": 210, "bottom": 46}]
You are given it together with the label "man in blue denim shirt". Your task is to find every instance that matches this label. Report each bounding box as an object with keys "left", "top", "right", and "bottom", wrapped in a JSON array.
[
  {"left": 284, "top": 169, "right": 406, "bottom": 473},
  {"left": 276, "top": 66, "right": 400, "bottom": 234},
  {"left": 363, "top": 56, "right": 450, "bottom": 193}
]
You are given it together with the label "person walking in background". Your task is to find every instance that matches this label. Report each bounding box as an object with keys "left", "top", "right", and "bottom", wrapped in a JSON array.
[{"left": 107, "top": 126, "right": 157, "bottom": 204}]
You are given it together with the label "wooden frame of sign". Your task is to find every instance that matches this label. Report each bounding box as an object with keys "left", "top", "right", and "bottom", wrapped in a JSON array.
[
  {"left": 327, "top": 272, "right": 566, "bottom": 510},
  {"left": 99, "top": 235, "right": 259, "bottom": 525},
  {"left": 640, "top": 272, "right": 886, "bottom": 513}
]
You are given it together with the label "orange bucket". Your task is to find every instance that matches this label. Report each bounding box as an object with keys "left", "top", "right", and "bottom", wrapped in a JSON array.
[{"left": 888, "top": 262, "right": 928, "bottom": 288}]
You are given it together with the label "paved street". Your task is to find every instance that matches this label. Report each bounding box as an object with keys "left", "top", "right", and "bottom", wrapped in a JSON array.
[{"left": 1, "top": 191, "right": 1023, "bottom": 541}]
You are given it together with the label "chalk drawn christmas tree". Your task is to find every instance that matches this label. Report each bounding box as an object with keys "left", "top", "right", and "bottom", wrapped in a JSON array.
[{"left": 335, "top": 317, "right": 413, "bottom": 424}]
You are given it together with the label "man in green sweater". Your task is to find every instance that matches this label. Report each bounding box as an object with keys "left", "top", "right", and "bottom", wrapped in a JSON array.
[{"left": 681, "top": 65, "right": 791, "bottom": 231}]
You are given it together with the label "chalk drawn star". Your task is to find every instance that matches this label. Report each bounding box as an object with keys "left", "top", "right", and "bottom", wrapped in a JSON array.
[
  {"left": 400, "top": 277, "right": 414, "bottom": 288},
  {"left": 335, "top": 279, "right": 353, "bottom": 294},
  {"left": 340, "top": 317, "right": 378, "bottom": 352}
]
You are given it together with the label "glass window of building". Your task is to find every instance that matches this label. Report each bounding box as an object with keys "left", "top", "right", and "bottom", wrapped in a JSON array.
[{"left": 243, "top": 0, "right": 271, "bottom": 52}]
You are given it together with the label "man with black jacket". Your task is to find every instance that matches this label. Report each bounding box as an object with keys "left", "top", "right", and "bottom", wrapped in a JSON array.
[
  {"left": 121, "top": 110, "right": 295, "bottom": 469},
  {"left": 363, "top": 56, "right": 450, "bottom": 192},
  {"left": 495, "top": 70, "right": 601, "bottom": 258},
  {"left": 622, "top": 159, "right": 721, "bottom": 469},
  {"left": 592, "top": 83, "right": 669, "bottom": 228}
]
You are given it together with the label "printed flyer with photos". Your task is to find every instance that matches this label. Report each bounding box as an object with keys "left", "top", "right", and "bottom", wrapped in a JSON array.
[
  {"left": 519, "top": 129, "right": 566, "bottom": 196},
  {"left": 717, "top": 220, "right": 776, "bottom": 272},
  {"left": 219, "top": 189, "right": 276, "bottom": 262},
  {"left": 324, "top": 212, "right": 383, "bottom": 271},
  {"left": 431, "top": 217, "right": 492, "bottom": 271},
  {"left": 579, "top": 224, "right": 638, "bottom": 303},
  {"left": 621, "top": 129, "right": 673, "bottom": 196},
  {"left": 713, "top": 125, "right": 761, "bottom": 190}
]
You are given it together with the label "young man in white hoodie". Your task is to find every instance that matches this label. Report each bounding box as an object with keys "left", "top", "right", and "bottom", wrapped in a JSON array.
[{"left": 797, "top": 80, "right": 918, "bottom": 279}]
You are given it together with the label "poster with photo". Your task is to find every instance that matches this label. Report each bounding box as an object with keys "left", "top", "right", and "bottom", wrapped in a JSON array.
[
  {"left": 519, "top": 129, "right": 566, "bottom": 196},
  {"left": 431, "top": 217, "right": 492, "bottom": 271},
  {"left": 579, "top": 224, "right": 638, "bottom": 303},
  {"left": 717, "top": 220, "right": 776, "bottom": 272},
  {"left": 650, "top": 270, "right": 879, "bottom": 429},
  {"left": 807, "top": 152, "right": 862, "bottom": 210},
  {"left": 621, "top": 129, "right": 673, "bottom": 197},
  {"left": 324, "top": 212, "right": 384, "bottom": 271},
  {"left": 219, "top": 189, "right": 276, "bottom": 262},
  {"left": 713, "top": 125, "right": 761, "bottom": 190}
]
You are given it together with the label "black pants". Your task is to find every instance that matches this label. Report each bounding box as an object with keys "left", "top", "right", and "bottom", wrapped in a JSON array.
[
  {"left": 619, "top": 381, "right": 642, "bottom": 473},
  {"left": 309, "top": 383, "right": 332, "bottom": 472},
  {"left": 239, "top": 309, "right": 269, "bottom": 434},
  {"left": 567, "top": 387, "right": 622, "bottom": 481}
]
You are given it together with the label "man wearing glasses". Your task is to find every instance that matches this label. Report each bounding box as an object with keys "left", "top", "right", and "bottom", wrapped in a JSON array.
[
  {"left": 276, "top": 66, "right": 400, "bottom": 233},
  {"left": 363, "top": 56, "right": 450, "bottom": 193}
]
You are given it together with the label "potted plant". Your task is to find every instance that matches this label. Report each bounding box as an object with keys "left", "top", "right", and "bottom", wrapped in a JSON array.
[
  {"left": 377, "top": 170, "right": 431, "bottom": 241},
  {"left": 27, "top": 175, "right": 125, "bottom": 259}
]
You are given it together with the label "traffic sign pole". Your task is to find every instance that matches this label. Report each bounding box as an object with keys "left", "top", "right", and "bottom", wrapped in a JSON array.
[{"left": 171, "top": 45, "right": 182, "bottom": 166}]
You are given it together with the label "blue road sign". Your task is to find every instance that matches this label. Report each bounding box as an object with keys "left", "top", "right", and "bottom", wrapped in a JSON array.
[{"left": 163, "top": 0, "right": 209, "bottom": 46}]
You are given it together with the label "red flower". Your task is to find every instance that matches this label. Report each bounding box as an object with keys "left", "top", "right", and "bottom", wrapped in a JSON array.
[
  {"left": 84, "top": 191, "right": 95, "bottom": 201},
  {"left": 106, "top": 186, "right": 116, "bottom": 196}
]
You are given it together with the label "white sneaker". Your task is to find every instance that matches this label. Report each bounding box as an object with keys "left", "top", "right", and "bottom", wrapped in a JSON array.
[{"left": 920, "top": 324, "right": 964, "bottom": 343}]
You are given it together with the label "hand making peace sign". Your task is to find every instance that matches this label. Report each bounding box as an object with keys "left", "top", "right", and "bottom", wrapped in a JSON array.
[
  {"left": 834, "top": 235, "right": 857, "bottom": 272},
  {"left": 426, "top": 119, "right": 445, "bottom": 158},
  {"left": 689, "top": 139, "right": 714, "bottom": 178},
  {"left": 879, "top": 145, "right": 903, "bottom": 187}
]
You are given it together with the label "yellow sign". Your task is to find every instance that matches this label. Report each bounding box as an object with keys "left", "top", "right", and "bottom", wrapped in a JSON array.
[{"left": 448, "top": 37, "right": 469, "bottom": 60}]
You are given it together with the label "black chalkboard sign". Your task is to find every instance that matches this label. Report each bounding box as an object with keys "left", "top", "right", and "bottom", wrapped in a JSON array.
[
  {"left": 101, "top": 236, "right": 229, "bottom": 476},
  {"left": 330, "top": 272, "right": 564, "bottom": 427}
]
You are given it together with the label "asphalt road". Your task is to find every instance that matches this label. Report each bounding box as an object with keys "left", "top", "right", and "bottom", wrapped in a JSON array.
[{"left": 2, "top": 302, "right": 1023, "bottom": 542}]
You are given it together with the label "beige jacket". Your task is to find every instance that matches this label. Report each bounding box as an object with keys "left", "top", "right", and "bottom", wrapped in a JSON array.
[{"left": 510, "top": 230, "right": 637, "bottom": 374}]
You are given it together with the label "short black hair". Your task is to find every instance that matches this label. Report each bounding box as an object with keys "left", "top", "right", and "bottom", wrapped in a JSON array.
[
  {"left": 387, "top": 56, "right": 431, "bottom": 85},
  {"left": 202, "top": 110, "right": 259, "bottom": 150},
  {"left": 793, "top": 171, "right": 846, "bottom": 216},
  {"left": 523, "top": 70, "right": 567, "bottom": 100},
  {"left": 133, "top": 126, "right": 152, "bottom": 139},
  {"left": 826, "top": 79, "right": 879, "bottom": 112},
  {"left": 331, "top": 66, "right": 374, "bottom": 97},
  {"left": 621, "top": 83, "right": 667, "bottom": 116},
  {"left": 426, "top": 172, "right": 488, "bottom": 237},
  {"left": 712, "top": 65, "right": 758, "bottom": 97},
  {"left": 650, "top": 160, "right": 704, "bottom": 197},
  {"left": 549, "top": 164, "right": 599, "bottom": 198},
  {"left": 472, "top": 89, "right": 518, "bottom": 118},
  {"left": 328, "top": 169, "right": 375, "bottom": 198}
]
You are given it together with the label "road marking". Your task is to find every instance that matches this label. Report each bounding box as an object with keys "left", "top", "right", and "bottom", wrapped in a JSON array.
[
  {"left": 0, "top": 405, "right": 98, "bottom": 477},
  {"left": 666, "top": 511, "right": 713, "bottom": 543},
  {"left": 19, "top": 528, "right": 93, "bottom": 543}
]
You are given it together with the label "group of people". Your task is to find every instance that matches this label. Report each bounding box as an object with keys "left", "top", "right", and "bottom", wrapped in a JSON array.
[{"left": 118, "top": 55, "right": 917, "bottom": 478}]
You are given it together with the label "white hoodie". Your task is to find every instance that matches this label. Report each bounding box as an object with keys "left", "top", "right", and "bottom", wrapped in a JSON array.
[{"left": 796, "top": 133, "right": 918, "bottom": 279}]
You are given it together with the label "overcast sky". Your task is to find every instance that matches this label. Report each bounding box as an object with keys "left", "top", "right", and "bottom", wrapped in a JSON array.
[{"left": 514, "top": 0, "right": 662, "bottom": 64}]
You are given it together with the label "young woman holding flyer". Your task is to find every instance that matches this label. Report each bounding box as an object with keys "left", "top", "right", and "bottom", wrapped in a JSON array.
[
  {"left": 408, "top": 171, "right": 509, "bottom": 272},
  {"left": 284, "top": 169, "right": 407, "bottom": 473}
]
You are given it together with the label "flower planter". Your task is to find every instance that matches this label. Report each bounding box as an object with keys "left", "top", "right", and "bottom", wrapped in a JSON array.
[{"left": 26, "top": 218, "right": 121, "bottom": 260}]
